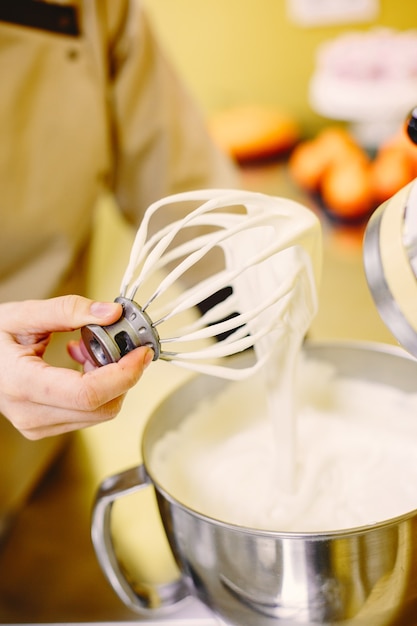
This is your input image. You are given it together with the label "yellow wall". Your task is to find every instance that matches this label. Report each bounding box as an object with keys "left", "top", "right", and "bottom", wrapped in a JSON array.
[{"left": 143, "top": 0, "right": 417, "bottom": 134}]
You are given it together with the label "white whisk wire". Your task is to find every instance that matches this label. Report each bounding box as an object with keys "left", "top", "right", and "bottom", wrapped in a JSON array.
[
  {"left": 120, "top": 190, "right": 321, "bottom": 379},
  {"left": 83, "top": 189, "right": 321, "bottom": 380}
]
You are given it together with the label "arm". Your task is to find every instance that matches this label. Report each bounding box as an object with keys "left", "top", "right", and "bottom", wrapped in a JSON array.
[{"left": 0, "top": 295, "right": 153, "bottom": 440}]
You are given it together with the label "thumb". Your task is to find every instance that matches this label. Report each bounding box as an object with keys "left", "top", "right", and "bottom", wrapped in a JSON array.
[{"left": 3, "top": 296, "right": 122, "bottom": 335}]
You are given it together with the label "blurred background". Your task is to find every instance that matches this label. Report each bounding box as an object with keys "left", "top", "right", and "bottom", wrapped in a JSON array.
[{"left": 142, "top": 0, "right": 417, "bottom": 134}]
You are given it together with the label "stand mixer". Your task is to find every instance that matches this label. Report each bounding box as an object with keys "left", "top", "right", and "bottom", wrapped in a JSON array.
[{"left": 363, "top": 108, "right": 417, "bottom": 358}]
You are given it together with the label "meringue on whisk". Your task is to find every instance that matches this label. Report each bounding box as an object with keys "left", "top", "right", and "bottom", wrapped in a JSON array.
[{"left": 81, "top": 189, "right": 321, "bottom": 380}]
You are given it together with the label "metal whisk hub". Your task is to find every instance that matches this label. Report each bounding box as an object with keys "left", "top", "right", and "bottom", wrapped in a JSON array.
[{"left": 81, "top": 297, "right": 160, "bottom": 366}]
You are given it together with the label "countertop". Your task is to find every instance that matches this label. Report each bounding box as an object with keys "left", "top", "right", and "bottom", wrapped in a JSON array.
[{"left": 0, "top": 162, "right": 398, "bottom": 623}]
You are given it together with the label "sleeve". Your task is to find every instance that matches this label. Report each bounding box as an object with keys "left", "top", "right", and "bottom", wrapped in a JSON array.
[{"left": 106, "top": 0, "right": 239, "bottom": 226}]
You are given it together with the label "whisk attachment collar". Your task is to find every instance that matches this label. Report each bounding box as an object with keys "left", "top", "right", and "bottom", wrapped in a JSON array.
[{"left": 81, "top": 297, "right": 160, "bottom": 366}]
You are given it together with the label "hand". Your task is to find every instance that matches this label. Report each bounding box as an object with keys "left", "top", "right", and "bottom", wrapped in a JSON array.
[{"left": 0, "top": 296, "right": 153, "bottom": 439}]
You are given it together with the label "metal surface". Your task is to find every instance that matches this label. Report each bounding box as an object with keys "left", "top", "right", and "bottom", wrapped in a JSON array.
[
  {"left": 92, "top": 342, "right": 417, "bottom": 626},
  {"left": 362, "top": 105, "right": 417, "bottom": 354},
  {"left": 92, "top": 464, "right": 191, "bottom": 615},
  {"left": 364, "top": 180, "right": 417, "bottom": 358},
  {"left": 82, "top": 297, "right": 160, "bottom": 366}
]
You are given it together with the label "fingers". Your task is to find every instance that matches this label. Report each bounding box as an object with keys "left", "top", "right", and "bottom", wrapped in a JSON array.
[
  {"left": 0, "top": 296, "right": 155, "bottom": 439},
  {"left": 1, "top": 346, "right": 154, "bottom": 439},
  {"left": 72, "top": 347, "right": 154, "bottom": 412},
  {"left": 0, "top": 296, "right": 123, "bottom": 336},
  {"left": 19, "top": 346, "right": 152, "bottom": 410},
  {"left": 67, "top": 338, "right": 96, "bottom": 368},
  {"left": 12, "top": 396, "right": 125, "bottom": 440}
]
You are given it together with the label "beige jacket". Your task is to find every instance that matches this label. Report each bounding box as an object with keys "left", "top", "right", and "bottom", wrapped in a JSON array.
[{"left": 0, "top": 0, "right": 236, "bottom": 302}]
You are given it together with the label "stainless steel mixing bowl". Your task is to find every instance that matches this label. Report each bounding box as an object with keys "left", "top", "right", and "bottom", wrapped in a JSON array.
[{"left": 91, "top": 342, "right": 417, "bottom": 625}]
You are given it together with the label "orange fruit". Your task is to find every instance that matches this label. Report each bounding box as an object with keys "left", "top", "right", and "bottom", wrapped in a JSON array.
[
  {"left": 380, "top": 125, "right": 417, "bottom": 175},
  {"left": 315, "top": 126, "right": 362, "bottom": 157},
  {"left": 370, "top": 148, "right": 415, "bottom": 204},
  {"left": 289, "top": 125, "right": 368, "bottom": 193},
  {"left": 321, "top": 157, "right": 374, "bottom": 219},
  {"left": 288, "top": 140, "right": 327, "bottom": 192}
]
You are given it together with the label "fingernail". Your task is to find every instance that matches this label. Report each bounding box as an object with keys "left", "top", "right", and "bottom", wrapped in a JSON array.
[
  {"left": 144, "top": 348, "right": 154, "bottom": 368},
  {"left": 90, "top": 301, "right": 119, "bottom": 318}
]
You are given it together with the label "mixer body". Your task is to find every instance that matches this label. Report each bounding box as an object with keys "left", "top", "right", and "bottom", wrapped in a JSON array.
[{"left": 364, "top": 179, "right": 417, "bottom": 358}]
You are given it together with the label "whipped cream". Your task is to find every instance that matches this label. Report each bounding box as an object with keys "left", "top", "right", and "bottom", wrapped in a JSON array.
[{"left": 151, "top": 354, "right": 417, "bottom": 532}]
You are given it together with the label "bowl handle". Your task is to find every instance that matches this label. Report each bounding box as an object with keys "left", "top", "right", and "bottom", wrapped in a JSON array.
[{"left": 91, "top": 464, "right": 191, "bottom": 615}]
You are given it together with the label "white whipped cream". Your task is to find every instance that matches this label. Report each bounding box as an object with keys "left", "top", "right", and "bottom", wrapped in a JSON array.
[{"left": 151, "top": 355, "right": 417, "bottom": 532}]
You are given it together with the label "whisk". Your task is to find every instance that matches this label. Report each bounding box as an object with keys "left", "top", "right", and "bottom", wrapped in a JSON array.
[{"left": 81, "top": 189, "right": 321, "bottom": 380}]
